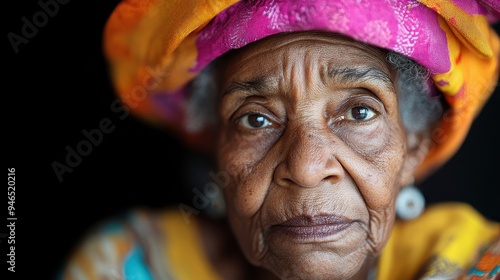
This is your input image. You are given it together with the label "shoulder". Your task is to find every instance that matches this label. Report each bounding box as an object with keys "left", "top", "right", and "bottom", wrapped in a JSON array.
[
  {"left": 378, "top": 202, "right": 500, "bottom": 280},
  {"left": 396, "top": 202, "right": 499, "bottom": 234},
  {"left": 58, "top": 207, "right": 220, "bottom": 280},
  {"left": 57, "top": 208, "right": 154, "bottom": 280}
]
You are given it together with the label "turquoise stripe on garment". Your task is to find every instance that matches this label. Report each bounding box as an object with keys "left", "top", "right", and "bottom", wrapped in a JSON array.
[
  {"left": 123, "top": 245, "right": 154, "bottom": 280},
  {"left": 490, "top": 265, "right": 499, "bottom": 275},
  {"left": 467, "top": 264, "right": 500, "bottom": 277},
  {"left": 467, "top": 267, "right": 485, "bottom": 276}
]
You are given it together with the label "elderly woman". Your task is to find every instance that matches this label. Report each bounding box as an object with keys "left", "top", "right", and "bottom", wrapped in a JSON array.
[{"left": 60, "top": 1, "right": 500, "bottom": 279}]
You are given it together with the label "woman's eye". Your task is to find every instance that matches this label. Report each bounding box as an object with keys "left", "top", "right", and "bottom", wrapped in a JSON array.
[
  {"left": 346, "top": 106, "right": 377, "bottom": 121},
  {"left": 239, "top": 113, "right": 272, "bottom": 129}
]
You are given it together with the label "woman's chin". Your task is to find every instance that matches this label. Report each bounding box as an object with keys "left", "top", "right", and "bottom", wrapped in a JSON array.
[
  {"left": 262, "top": 250, "right": 366, "bottom": 280},
  {"left": 259, "top": 227, "right": 369, "bottom": 280}
]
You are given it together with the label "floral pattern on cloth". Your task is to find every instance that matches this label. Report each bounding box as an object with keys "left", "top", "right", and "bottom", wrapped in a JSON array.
[
  {"left": 415, "top": 238, "right": 500, "bottom": 279},
  {"left": 419, "top": 256, "right": 464, "bottom": 279},
  {"left": 460, "top": 236, "right": 500, "bottom": 280},
  {"left": 194, "top": 0, "right": 443, "bottom": 74}
]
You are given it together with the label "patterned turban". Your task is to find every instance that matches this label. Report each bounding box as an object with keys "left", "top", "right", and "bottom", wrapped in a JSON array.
[{"left": 103, "top": 0, "right": 500, "bottom": 180}]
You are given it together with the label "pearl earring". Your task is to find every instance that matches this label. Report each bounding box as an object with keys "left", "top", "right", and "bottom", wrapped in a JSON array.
[{"left": 395, "top": 182, "right": 425, "bottom": 220}]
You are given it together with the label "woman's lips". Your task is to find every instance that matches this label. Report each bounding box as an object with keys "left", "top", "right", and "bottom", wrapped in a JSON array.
[{"left": 271, "top": 215, "right": 354, "bottom": 241}]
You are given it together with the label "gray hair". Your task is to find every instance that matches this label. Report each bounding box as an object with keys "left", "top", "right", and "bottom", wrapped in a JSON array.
[
  {"left": 184, "top": 51, "right": 443, "bottom": 134},
  {"left": 387, "top": 51, "right": 443, "bottom": 133}
]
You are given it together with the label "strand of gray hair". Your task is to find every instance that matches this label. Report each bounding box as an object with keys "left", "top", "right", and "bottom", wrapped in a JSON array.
[{"left": 387, "top": 51, "right": 443, "bottom": 133}]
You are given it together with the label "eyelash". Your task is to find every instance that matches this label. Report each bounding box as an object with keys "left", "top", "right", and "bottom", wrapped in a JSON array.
[{"left": 352, "top": 102, "right": 379, "bottom": 114}]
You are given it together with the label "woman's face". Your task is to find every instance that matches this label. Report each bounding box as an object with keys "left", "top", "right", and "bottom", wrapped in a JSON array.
[{"left": 216, "top": 32, "right": 417, "bottom": 280}]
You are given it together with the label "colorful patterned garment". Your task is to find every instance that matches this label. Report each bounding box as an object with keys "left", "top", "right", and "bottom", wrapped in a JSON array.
[
  {"left": 58, "top": 203, "right": 499, "bottom": 280},
  {"left": 103, "top": 0, "right": 500, "bottom": 180},
  {"left": 460, "top": 241, "right": 500, "bottom": 280}
]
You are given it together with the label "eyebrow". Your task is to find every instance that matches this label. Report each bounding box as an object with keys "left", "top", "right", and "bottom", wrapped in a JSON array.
[
  {"left": 328, "top": 66, "right": 395, "bottom": 91},
  {"left": 222, "top": 76, "right": 273, "bottom": 97}
]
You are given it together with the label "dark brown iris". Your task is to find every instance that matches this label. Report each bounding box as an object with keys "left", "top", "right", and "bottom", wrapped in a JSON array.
[
  {"left": 351, "top": 107, "right": 369, "bottom": 120},
  {"left": 248, "top": 114, "right": 267, "bottom": 128}
]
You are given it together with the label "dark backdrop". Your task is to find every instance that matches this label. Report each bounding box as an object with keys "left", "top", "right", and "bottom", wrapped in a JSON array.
[{"left": 4, "top": 1, "right": 500, "bottom": 279}]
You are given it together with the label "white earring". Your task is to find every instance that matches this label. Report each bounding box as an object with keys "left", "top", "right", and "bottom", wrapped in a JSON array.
[{"left": 395, "top": 183, "right": 425, "bottom": 220}]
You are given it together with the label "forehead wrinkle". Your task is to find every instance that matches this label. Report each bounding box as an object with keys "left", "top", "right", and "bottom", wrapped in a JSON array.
[
  {"left": 278, "top": 49, "right": 297, "bottom": 100},
  {"left": 250, "top": 32, "right": 383, "bottom": 58},
  {"left": 279, "top": 48, "right": 325, "bottom": 105},
  {"left": 303, "top": 49, "right": 324, "bottom": 92}
]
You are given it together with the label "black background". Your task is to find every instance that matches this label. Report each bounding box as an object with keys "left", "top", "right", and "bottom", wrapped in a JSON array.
[{"left": 4, "top": 1, "right": 500, "bottom": 279}]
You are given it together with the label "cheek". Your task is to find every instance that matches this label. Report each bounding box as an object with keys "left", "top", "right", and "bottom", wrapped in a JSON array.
[
  {"left": 339, "top": 120, "right": 405, "bottom": 252},
  {"left": 217, "top": 130, "right": 281, "bottom": 264},
  {"left": 216, "top": 129, "right": 276, "bottom": 218},
  {"left": 338, "top": 119, "right": 406, "bottom": 209}
]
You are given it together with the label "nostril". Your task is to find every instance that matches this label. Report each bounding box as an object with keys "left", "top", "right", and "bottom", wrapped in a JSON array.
[
  {"left": 281, "top": 177, "right": 296, "bottom": 187},
  {"left": 324, "top": 174, "right": 342, "bottom": 185}
]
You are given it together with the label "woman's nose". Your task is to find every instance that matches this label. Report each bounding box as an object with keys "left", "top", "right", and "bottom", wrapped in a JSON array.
[{"left": 273, "top": 126, "right": 345, "bottom": 188}]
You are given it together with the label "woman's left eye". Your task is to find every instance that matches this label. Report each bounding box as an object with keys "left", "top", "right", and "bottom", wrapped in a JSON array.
[
  {"left": 239, "top": 113, "right": 272, "bottom": 129},
  {"left": 345, "top": 106, "right": 377, "bottom": 121}
]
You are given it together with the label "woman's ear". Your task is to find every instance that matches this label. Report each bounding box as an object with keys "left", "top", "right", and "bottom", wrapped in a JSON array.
[{"left": 399, "top": 130, "right": 432, "bottom": 188}]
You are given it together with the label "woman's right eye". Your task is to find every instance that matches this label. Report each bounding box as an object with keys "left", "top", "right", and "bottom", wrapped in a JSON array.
[
  {"left": 345, "top": 106, "right": 377, "bottom": 121},
  {"left": 239, "top": 113, "right": 272, "bottom": 129}
]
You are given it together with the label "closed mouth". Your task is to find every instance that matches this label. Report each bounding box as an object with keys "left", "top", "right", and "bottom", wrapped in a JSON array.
[{"left": 271, "top": 215, "right": 354, "bottom": 241}]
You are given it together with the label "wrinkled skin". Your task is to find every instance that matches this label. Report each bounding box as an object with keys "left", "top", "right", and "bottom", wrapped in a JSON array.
[{"left": 215, "top": 31, "right": 430, "bottom": 280}]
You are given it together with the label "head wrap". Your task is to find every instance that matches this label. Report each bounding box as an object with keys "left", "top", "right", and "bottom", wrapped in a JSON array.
[{"left": 103, "top": 0, "right": 499, "bottom": 180}]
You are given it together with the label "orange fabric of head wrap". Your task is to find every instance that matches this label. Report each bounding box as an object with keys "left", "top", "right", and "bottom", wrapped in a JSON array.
[{"left": 103, "top": 0, "right": 499, "bottom": 181}]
